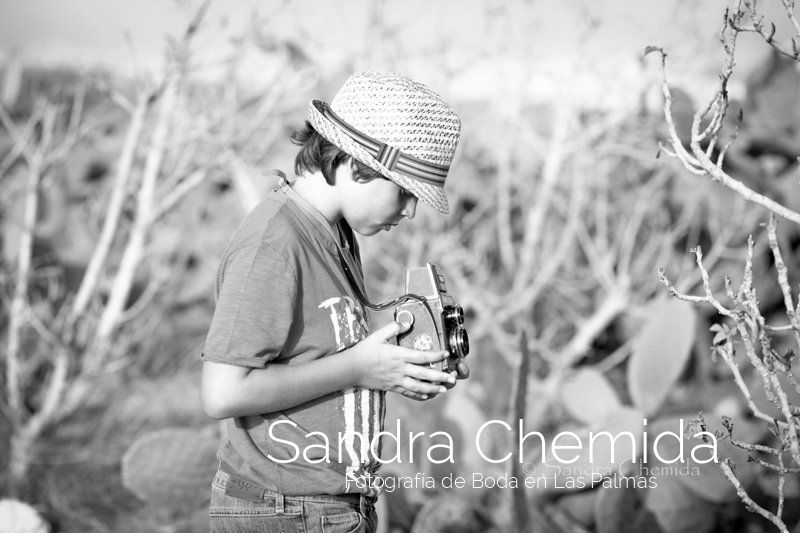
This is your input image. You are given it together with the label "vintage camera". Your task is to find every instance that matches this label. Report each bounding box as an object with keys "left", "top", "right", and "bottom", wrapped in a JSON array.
[{"left": 394, "top": 263, "right": 469, "bottom": 373}]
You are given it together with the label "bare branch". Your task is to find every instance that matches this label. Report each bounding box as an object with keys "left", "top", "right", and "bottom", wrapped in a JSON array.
[
  {"left": 720, "top": 338, "right": 792, "bottom": 428},
  {"left": 720, "top": 459, "right": 790, "bottom": 533},
  {"left": 767, "top": 215, "right": 800, "bottom": 352},
  {"left": 649, "top": 49, "right": 705, "bottom": 175},
  {"left": 787, "top": 0, "right": 800, "bottom": 37},
  {"left": 0, "top": 109, "right": 37, "bottom": 179},
  {"left": 0, "top": 101, "right": 26, "bottom": 146},
  {"left": 4, "top": 144, "right": 44, "bottom": 425},
  {"left": 746, "top": 455, "right": 799, "bottom": 472},
  {"left": 154, "top": 168, "right": 208, "bottom": 220},
  {"left": 555, "top": 289, "right": 628, "bottom": 372},
  {"left": 69, "top": 93, "right": 151, "bottom": 323},
  {"left": 658, "top": 247, "right": 734, "bottom": 317},
  {"left": 651, "top": 7, "right": 800, "bottom": 225},
  {"left": 496, "top": 147, "right": 516, "bottom": 270},
  {"left": 777, "top": 448, "right": 786, "bottom": 519},
  {"left": 697, "top": 153, "right": 800, "bottom": 225},
  {"left": 494, "top": 166, "right": 584, "bottom": 323},
  {"left": 514, "top": 104, "right": 572, "bottom": 292},
  {"left": 65, "top": 82, "right": 86, "bottom": 146},
  {"left": 509, "top": 329, "right": 531, "bottom": 530},
  {"left": 731, "top": 0, "right": 800, "bottom": 60},
  {"left": 23, "top": 347, "right": 69, "bottom": 450},
  {"left": 88, "top": 79, "right": 178, "bottom": 370},
  {"left": 617, "top": 168, "right": 671, "bottom": 279}
]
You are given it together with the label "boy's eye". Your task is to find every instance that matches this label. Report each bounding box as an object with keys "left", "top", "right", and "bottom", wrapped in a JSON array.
[{"left": 400, "top": 188, "right": 414, "bottom": 201}]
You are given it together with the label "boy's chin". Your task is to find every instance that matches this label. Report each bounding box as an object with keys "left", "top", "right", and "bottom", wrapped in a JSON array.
[
  {"left": 351, "top": 223, "right": 393, "bottom": 237},
  {"left": 353, "top": 226, "right": 383, "bottom": 237}
]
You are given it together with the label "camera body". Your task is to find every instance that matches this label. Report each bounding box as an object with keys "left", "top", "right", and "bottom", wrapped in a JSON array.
[{"left": 394, "top": 263, "right": 469, "bottom": 373}]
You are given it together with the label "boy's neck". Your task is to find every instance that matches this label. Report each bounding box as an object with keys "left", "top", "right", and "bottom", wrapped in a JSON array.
[{"left": 291, "top": 171, "right": 342, "bottom": 227}]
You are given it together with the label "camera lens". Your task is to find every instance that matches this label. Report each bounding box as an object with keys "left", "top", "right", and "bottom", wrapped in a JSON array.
[
  {"left": 445, "top": 305, "right": 464, "bottom": 325},
  {"left": 449, "top": 326, "right": 469, "bottom": 358}
]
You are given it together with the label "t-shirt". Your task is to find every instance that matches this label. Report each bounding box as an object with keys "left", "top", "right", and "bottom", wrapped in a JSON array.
[{"left": 202, "top": 181, "right": 383, "bottom": 496}]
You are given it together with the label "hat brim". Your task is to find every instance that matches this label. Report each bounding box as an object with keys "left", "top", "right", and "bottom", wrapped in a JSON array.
[{"left": 307, "top": 100, "right": 450, "bottom": 215}]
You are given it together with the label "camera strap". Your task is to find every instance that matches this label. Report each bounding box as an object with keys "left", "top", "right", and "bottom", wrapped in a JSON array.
[{"left": 279, "top": 177, "right": 425, "bottom": 312}]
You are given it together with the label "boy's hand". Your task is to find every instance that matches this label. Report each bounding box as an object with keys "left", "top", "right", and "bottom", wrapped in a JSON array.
[
  {"left": 353, "top": 320, "right": 456, "bottom": 401},
  {"left": 444, "top": 361, "right": 469, "bottom": 390}
]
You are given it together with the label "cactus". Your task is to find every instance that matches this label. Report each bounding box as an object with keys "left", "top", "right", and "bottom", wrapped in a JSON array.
[
  {"left": 410, "top": 493, "right": 492, "bottom": 533},
  {"left": 0, "top": 499, "right": 50, "bottom": 533},
  {"left": 121, "top": 427, "right": 219, "bottom": 508}
]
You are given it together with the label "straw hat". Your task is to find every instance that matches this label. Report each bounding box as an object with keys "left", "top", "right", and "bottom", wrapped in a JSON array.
[{"left": 307, "top": 71, "right": 461, "bottom": 214}]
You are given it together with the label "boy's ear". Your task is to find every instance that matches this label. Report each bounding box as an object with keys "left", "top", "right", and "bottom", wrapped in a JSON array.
[
  {"left": 330, "top": 159, "right": 355, "bottom": 185},
  {"left": 347, "top": 158, "right": 372, "bottom": 184}
]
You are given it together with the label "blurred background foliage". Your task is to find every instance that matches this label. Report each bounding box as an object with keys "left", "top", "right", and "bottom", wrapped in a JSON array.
[{"left": 1, "top": 0, "right": 800, "bottom": 532}]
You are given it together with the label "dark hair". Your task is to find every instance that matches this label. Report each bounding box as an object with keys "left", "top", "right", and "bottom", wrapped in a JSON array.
[{"left": 290, "top": 122, "right": 385, "bottom": 185}]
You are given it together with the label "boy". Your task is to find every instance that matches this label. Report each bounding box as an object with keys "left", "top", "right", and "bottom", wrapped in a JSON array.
[{"left": 201, "top": 71, "right": 467, "bottom": 533}]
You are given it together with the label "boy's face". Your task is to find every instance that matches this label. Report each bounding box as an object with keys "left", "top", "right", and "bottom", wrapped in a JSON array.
[{"left": 337, "top": 166, "right": 418, "bottom": 236}]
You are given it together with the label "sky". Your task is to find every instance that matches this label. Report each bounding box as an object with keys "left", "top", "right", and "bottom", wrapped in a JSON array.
[{"left": 0, "top": 0, "right": 782, "bottom": 110}]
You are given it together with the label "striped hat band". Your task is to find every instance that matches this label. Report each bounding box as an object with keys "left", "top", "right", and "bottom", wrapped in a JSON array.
[{"left": 317, "top": 102, "right": 449, "bottom": 186}]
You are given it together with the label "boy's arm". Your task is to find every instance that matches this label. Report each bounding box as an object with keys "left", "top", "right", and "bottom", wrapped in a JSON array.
[{"left": 201, "top": 320, "right": 456, "bottom": 419}]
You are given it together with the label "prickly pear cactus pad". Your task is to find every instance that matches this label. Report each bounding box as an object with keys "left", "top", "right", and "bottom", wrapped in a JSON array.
[
  {"left": 0, "top": 499, "right": 50, "bottom": 533},
  {"left": 121, "top": 428, "right": 219, "bottom": 508}
]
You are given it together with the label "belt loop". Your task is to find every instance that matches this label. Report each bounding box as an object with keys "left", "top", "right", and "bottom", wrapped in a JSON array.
[{"left": 275, "top": 493, "right": 285, "bottom": 514}]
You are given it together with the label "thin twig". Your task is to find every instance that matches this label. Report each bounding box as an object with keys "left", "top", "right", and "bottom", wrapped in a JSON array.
[
  {"left": 69, "top": 93, "right": 150, "bottom": 324},
  {"left": 509, "top": 329, "right": 531, "bottom": 530},
  {"left": 720, "top": 459, "right": 790, "bottom": 533},
  {"left": 496, "top": 146, "right": 516, "bottom": 270},
  {"left": 495, "top": 167, "right": 584, "bottom": 323},
  {"left": 650, "top": 33, "right": 800, "bottom": 225},
  {"left": 514, "top": 104, "right": 571, "bottom": 292},
  {"left": 767, "top": 214, "right": 800, "bottom": 351},
  {"left": 4, "top": 143, "right": 44, "bottom": 425},
  {"left": 89, "top": 78, "right": 178, "bottom": 370},
  {"left": 154, "top": 168, "right": 208, "bottom": 220}
]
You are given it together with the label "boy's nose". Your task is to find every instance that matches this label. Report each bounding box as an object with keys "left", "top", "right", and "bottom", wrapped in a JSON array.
[{"left": 402, "top": 197, "right": 418, "bottom": 219}]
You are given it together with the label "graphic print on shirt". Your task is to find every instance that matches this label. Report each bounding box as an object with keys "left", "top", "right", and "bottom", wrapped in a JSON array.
[
  {"left": 319, "top": 295, "right": 369, "bottom": 351},
  {"left": 318, "top": 296, "right": 382, "bottom": 494}
]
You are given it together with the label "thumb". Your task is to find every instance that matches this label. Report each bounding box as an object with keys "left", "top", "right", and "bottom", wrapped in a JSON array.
[{"left": 396, "top": 318, "right": 412, "bottom": 334}]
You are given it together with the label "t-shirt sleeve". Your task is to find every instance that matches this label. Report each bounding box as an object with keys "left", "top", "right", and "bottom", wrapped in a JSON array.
[{"left": 202, "top": 240, "right": 296, "bottom": 368}]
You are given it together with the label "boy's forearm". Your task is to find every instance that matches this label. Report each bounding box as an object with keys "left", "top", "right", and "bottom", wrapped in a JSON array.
[{"left": 201, "top": 349, "right": 364, "bottom": 419}]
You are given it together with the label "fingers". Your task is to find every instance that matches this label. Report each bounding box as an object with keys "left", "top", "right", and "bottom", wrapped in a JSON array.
[
  {"left": 441, "top": 363, "right": 469, "bottom": 390},
  {"left": 373, "top": 320, "right": 412, "bottom": 342},
  {"left": 444, "top": 371, "right": 458, "bottom": 390},
  {"left": 402, "top": 349, "right": 448, "bottom": 365},
  {"left": 373, "top": 321, "right": 401, "bottom": 341},
  {"left": 401, "top": 390, "right": 432, "bottom": 401},
  {"left": 402, "top": 375, "right": 446, "bottom": 395},
  {"left": 404, "top": 363, "right": 455, "bottom": 386},
  {"left": 391, "top": 372, "right": 447, "bottom": 400},
  {"left": 398, "top": 381, "right": 444, "bottom": 401}
]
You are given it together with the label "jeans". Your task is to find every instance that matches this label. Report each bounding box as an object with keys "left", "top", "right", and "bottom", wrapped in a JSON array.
[{"left": 209, "top": 468, "right": 377, "bottom": 533}]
